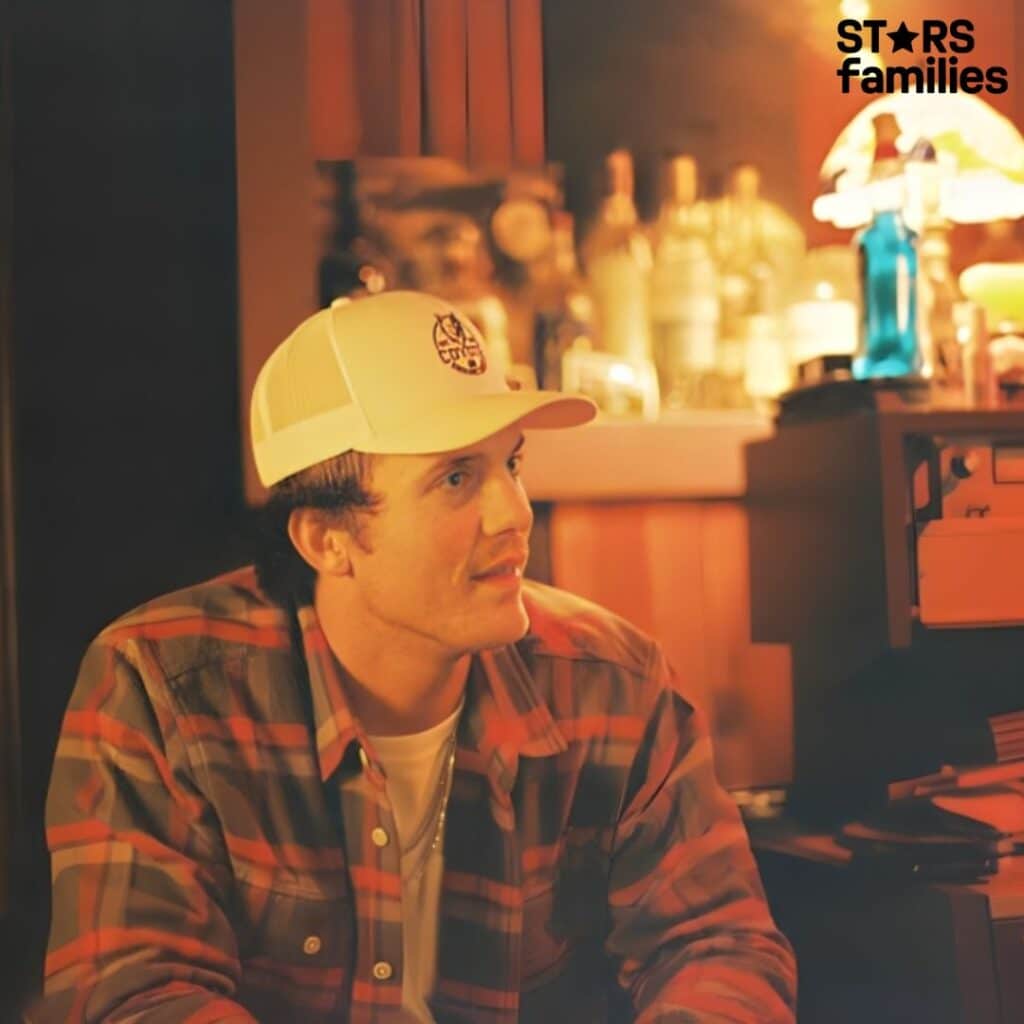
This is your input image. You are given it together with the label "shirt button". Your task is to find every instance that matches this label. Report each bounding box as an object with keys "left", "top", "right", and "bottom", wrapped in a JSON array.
[
  {"left": 302, "top": 935, "right": 322, "bottom": 956},
  {"left": 371, "top": 827, "right": 390, "bottom": 848},
  {"left": 358, "top": 746, "right": 370, "bottom": 770},
  {"left": 372, "top": 960, "right": 393, "bottom": 981}
]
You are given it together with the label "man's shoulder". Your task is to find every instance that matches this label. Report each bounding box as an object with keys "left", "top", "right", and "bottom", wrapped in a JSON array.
[
  {"left": 520, "top": 580, "right": 656, "bottom": 678},
  {"left": 94, "top": 565, "right": 292, "bottom": 679}
]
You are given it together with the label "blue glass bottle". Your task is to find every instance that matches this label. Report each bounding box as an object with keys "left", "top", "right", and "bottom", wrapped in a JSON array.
[{"left": 855, "top": 189, "right": 920, "bottom": 379}]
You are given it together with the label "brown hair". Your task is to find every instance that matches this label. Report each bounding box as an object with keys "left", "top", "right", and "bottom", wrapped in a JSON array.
[{"left": 254, "top": 450, "right": 380, "bottom": 608}]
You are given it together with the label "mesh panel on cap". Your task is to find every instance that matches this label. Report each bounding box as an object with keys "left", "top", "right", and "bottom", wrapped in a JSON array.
[{"left": 254, "top": 320, "right": 353, "bottom": 443}]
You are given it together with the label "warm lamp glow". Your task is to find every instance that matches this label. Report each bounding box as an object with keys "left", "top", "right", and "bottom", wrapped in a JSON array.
[
  {"left": 959, "top": 263, "right": 1024, "bottom": 327},
  {"left": 840, "top": 0, "right": 871, "bottom": 20},
  {"left": 814, "top": 93, "right": 1024, "bottom": 228},
  {"left": 608, "top": 362, "right": 637, "bottom": 385}
]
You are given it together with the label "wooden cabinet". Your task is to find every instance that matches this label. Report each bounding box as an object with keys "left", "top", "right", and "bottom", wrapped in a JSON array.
[
  {"left": 757, "top": 846, "right": 1024, "bottom": 1024},
  {"left": 543, "top": 500, "right": 792, "bottom": 791},
  {"left": 992, "top": 917, "right": 1024, "bottom": 1023}
]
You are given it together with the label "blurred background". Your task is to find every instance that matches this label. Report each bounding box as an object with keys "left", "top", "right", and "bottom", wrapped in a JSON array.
[{"left": 3, "top": 1, "right": 1024, "bottom": 1020}]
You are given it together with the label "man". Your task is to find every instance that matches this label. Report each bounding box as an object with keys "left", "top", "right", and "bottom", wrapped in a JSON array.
[{"left": 34, "top": 292, "right": 796, "bottom": 1022}]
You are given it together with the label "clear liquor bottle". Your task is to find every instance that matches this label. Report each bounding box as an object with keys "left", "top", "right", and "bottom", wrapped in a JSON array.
[
  {"left": 918, "top": 229, "right": 960, "bottom": 387},
  {"left": 649, "top": 154, "right": 719, "bottom": 408},
  {"left": 907, "top": 140, "right": 959, "bottom": 388},
  {"left": 532, "top": 211, "right": 594, "bottom": 391},
  {"left": 710, "top": 163, "right": 804, "bottom": 407},
  {"left": 581, "top": 149, "right": 653, "bottom": 363}
]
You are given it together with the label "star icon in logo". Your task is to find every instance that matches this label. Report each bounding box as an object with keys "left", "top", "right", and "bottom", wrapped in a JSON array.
[{"left": 887, "top": 20, "right": 918, "bottom": 53}]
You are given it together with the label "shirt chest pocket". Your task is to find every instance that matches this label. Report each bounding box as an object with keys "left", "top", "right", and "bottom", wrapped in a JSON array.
[
  {"left": 234, "top": 879, "right": 354, "bottom": 1017},
  {"left": 522, "top": 827, "right": 614, "bottom": 982}
]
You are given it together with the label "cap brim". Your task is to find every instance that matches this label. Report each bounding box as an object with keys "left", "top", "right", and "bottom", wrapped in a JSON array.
[{"left": 360, "top": 390, "right": 597, "bottom": 455}]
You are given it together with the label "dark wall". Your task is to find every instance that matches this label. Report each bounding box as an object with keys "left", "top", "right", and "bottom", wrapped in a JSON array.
[
  {"left": 5, "top": 1, "right": 245, "bottom": 1011},
  {"left": 542, "top": 0, "right": 802, "bottom": 229}
]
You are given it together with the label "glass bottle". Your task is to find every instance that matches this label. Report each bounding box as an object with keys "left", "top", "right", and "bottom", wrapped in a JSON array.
[
  {"left": 988, "top": 322, "right": 1024, "bottom": 406},
  {"left": 743, "top": 313, "right": 791, "bottom": 412},
  {"left": 918, "top": 229, "right": 961, "bottom": 387},
  {"left": 648, "top": 154, "right": 719, "bottom": 409},
  {"left": 710, "top": 162, "right": 805, "bottom": 407},
  {"left": 856, "top": 193, "right": 919, "bottom": 378},
  {"left": 855, "top": 114, "right": 920, "bottom": 379},
  {"left": 581, "top": 149, "right": 653, "bottom": 363},
  {"left": 532, "top": 211, "right": 594, "bottom": 391},
  {"left": 908, "top": 142, "right": 960, "bottom": 389},
  {"left": 954, "top": 300, "right": 995, "bottom": 408}
]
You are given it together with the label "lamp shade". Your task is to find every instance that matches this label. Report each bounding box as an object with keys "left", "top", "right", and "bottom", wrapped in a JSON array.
[
  {"left": 813, "top": 93, "right": 1024, "bottom": 228},
  {"left": 960, "top": 262, "right": 1024, "bottom": 327}
]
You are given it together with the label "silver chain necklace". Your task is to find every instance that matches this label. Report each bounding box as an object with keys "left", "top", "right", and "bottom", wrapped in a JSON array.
[{"left": 401, "top": 726, "right": 458, "bottom": 883}]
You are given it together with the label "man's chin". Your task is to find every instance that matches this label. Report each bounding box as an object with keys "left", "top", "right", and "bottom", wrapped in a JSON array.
[{"left": 472, "top": 603, "right": 530, "bottom": 651}]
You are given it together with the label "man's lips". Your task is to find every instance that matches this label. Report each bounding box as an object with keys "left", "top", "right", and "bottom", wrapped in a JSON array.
[{"left": 471, "top": 554, "right": 527, "bottom": 581}]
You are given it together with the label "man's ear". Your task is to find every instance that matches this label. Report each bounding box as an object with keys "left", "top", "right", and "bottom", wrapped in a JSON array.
[{"left": 287, "top": 508, "right": 353, "bottom": 577}]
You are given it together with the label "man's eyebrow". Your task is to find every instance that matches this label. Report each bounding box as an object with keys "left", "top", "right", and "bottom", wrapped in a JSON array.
[
  {"left": 420, "top": 434, "right": 525, "bottom": 481},
  {"left": 420, "top": 451, "right": 480, "bottom": 480}
]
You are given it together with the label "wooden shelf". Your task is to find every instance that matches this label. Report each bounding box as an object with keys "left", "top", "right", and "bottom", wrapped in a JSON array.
[{"left": 520, "top": 410, "right": 774, "bottom": 501}]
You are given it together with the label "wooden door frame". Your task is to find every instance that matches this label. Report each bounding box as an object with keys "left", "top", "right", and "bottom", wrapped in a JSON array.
[{"left": 0, "top": 0, "right": 21, "bottom": 917}]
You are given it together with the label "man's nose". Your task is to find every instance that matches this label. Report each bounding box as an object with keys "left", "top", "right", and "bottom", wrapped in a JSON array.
[{"left": 481, "top": 472, "right": 533, "bottom": 537}]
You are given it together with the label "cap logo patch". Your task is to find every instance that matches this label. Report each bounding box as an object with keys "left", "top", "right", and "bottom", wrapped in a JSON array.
[{"left": 433, "top": 313, "right": 487, "bottom": 375}]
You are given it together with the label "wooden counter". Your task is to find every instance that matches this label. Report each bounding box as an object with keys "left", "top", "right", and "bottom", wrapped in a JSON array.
[{"left": 520, "top": 410, "right": 774, "bottom": 501}]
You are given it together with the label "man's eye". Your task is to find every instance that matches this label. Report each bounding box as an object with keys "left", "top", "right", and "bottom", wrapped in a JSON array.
[
  {"left": 508, "top": 454, "right": 523, "bottom": 476},
  {"left": 443, "top": 471, "right": 467, "bottom": 489}
]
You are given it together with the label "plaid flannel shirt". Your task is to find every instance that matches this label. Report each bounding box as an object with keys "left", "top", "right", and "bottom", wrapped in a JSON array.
[{"left": 32, "top": 567, "right": 795, "bottom": 1023}]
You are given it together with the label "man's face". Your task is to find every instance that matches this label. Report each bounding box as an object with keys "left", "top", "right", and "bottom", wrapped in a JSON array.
[{"left": 343, "top": 424, "right": 533, "bottom": 656}]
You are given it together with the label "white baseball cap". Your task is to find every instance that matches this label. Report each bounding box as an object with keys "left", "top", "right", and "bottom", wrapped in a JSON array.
[{"left": 250, "top": 290, "right": 597, "bottom": 487}]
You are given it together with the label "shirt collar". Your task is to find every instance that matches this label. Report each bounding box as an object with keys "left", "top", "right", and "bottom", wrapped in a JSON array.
[
  {"left": 297, "top": 602, "right": 568, "bottom": 793},
  {"left": 297, "top": 602, "right": 364, "bottom": 782}
]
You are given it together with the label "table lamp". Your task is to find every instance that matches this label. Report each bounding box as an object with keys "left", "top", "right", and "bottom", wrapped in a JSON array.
[
  {"left": 813, "top": 92, "right": 1024, "bottom": 231},
  {"left": 812, "top": 93, "right": 1024, "bottom": 394}
]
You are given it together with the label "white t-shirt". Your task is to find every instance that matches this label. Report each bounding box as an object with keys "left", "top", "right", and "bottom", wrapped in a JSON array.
[{"left": 368, "top": 701, "right": 462, "bottom": 1023}]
